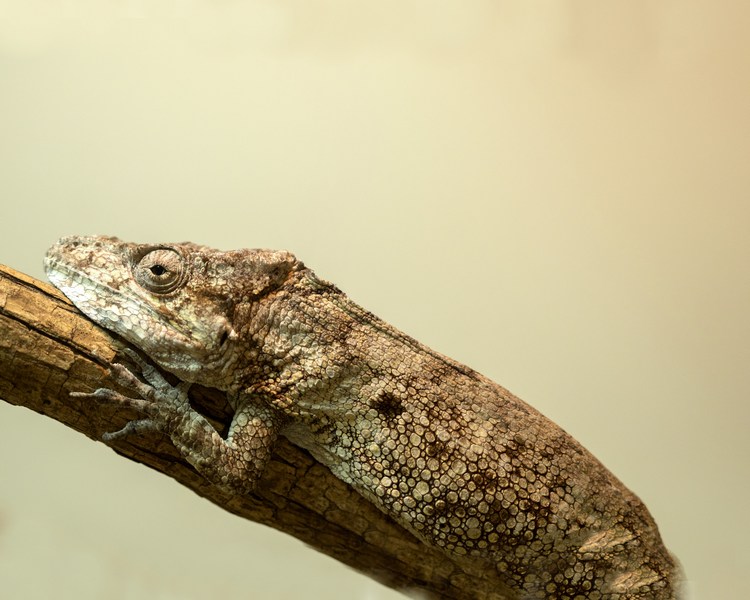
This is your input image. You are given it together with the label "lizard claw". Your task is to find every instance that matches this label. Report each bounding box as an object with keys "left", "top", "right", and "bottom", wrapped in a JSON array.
[
  {"left": 111, "top": 351, "right": 191, "bottom": 408},
  {"left": 71, "top": 351, "right": 191, "bottom": 443},
  {"left": 103, "top": 418, "right": 159, "bottom": 441},
  {"left": 120, "top": 348, "right": 174, "bottom": 392},
  {"left": 70, "top": 388, "right": 151, "bottom": 412}
]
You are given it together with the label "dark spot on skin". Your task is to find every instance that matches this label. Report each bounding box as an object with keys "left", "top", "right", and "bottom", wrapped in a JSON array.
[
  {"left": 371, "top": 391, "right": 403, "bottom": 419},
  {"left": 426, "top": 439, "right": 449, "bottom": 459},
  {"left": 472, "top": 471, "right": 492, "bottom": 490},
  {"left": 308, "top": 419, "right": 341, "bottom": 447}
]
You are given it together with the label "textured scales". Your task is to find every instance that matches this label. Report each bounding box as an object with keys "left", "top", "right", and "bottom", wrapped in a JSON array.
[{"left": 44, "top": 236, "right": 680, "bottom": 600}]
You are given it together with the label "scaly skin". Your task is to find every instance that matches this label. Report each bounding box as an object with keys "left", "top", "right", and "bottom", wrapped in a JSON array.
[{"left": 44, "top": 235, "right": 681, "bottom": 599}]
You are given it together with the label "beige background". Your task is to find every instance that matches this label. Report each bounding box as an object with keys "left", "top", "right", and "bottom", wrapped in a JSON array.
[{"left": 1, "top": 3, "right": 748, "bottom": 599}]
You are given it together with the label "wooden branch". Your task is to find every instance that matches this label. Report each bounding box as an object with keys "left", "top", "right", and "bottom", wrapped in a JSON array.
[{"left": 0, "top": 264, "right": 515, "bottom": 600}]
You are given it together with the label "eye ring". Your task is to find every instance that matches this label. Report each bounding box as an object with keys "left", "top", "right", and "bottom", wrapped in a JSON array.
[{"left": 133, "top": 247, "right": 186, "bottom": 294}]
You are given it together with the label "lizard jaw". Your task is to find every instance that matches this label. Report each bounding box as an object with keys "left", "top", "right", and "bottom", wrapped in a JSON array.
[{"left": 44, "top": 239, "right": 232, "bottom": 383}]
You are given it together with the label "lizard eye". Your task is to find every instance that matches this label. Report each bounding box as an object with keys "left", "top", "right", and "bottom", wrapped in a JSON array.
[{"left": 134, "top": 248, "right": 186, "bottom": 294}]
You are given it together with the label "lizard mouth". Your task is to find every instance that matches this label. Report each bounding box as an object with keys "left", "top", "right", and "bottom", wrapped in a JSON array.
[
  {"left": 45, "top": 241, "right": 234, "bottom": 383},
  {"left": 44, "top": 249, "right": 199, "bottom": 356}
]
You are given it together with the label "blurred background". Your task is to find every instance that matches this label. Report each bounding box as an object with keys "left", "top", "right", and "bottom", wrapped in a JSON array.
[{"left": 1, "top": 2, "right": 748, "bottom": 598}]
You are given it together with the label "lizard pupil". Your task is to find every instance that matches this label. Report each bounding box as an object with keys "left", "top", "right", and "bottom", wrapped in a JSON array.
[{"left": 133, "top": 248, "right": 185, "bottom": 293}]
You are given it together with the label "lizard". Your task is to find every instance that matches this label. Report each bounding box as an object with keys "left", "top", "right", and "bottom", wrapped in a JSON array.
[{"left": 44, "top": 235, "right": 681, "bottom": 600}]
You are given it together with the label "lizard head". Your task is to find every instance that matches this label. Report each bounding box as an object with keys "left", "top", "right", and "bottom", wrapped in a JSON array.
[{"left": 44, "top": 235, "right": 301, "bottom": 388}]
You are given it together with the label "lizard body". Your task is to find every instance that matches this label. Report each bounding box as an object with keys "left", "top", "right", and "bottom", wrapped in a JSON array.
[{"left": 44, "top": 235, "right": 680, "bottom": 599}]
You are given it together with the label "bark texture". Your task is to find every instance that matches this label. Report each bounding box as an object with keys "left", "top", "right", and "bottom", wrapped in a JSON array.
[{"left": 0, "top": 264, "right": 506, "bottom": 600}]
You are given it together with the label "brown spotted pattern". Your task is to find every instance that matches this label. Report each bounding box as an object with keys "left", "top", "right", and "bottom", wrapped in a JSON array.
[{"left": 45, "top": 236, "right": 681, "bottom": 599}]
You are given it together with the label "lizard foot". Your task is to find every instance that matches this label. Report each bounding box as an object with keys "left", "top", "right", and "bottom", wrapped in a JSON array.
[
  {"left": 72, "top": 350, "right": 278, "bottom": 495},
  {"left": 71, "top": 349, "right": 191, "bottom": 442}
]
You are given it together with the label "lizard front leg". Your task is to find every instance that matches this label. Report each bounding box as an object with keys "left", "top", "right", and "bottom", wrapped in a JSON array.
[{"left": 73, "top": 351, "right": 282, "bottom": 495}]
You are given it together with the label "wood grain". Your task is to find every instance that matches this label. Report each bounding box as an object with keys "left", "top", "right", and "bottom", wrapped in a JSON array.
[{"left": 0, "top": 264, "right": 512, "bottom": 600}]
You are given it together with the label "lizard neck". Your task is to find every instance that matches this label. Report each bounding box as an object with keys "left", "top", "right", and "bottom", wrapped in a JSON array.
[{"left": 232, "top": 270, "right": 367, "bottom": 400}]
